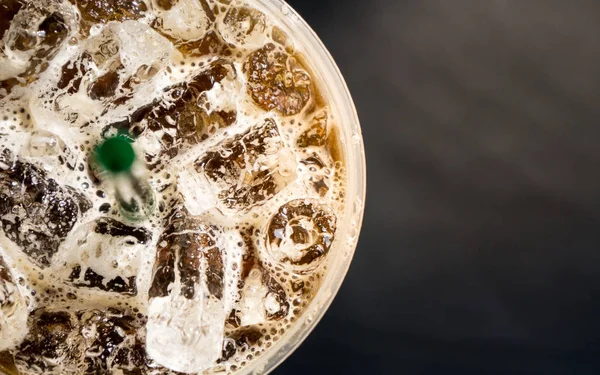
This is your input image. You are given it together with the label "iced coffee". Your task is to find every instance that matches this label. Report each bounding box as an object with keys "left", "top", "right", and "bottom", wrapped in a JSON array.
[{"left": 0, "top": 0, "right": 351, "bottom": 374}]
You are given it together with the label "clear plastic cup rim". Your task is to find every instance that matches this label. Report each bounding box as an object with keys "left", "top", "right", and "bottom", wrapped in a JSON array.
[{"left": 240, "top": 1, "right": 366, "bottom": 374}]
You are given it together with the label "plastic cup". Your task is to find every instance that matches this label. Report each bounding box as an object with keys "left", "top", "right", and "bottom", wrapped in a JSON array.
[
  {"left": 240, "top": 1, "right": 366, "bottom": 373},
  {"left": 0, "top": 1, "right": 365, "bottom": 373}
]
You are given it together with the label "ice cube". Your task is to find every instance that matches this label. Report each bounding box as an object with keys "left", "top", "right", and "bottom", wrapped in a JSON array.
[
  {"left": 177, "top": 167, "right": 218, "bottom": 215},
  {"left": 56, "top": 217, "right": 152, "bottom": 295},
  {"left": 137, "top": 61, "right": 237, "bottom": 169},
  {"left": 264, "top": 199, "right": 337, "bottom": 273},
  {"left": 14, "top": 307, "right": 148, "bottom": 374},
  {"left": 147, "top": 290, "right": 226, "bottom": 373},
  {"left": 146, "top": 212, "right": 227, "bottom": 373},
  {"left": 115, "top": 20, "right": 175, "bottom": 79},
  {"left": 48, "top": 19, "right": 176, "bottom": 127},
  {"left": 82, "top": 20, "right": 175, "bottom": 103},
  {"left": 244, "top": 43, "right": 313, "bottom": 116},
  {"left": 79, "top": 308, "right": 148, "bottom": 374},
  {"left": 231, "top": 266, "right": 289, "bottom": 327},
  {"left": 0, "top": 0, "right": 26, "bottom": 82},
  {"left": 154, "top": 0, "right": 211, "bottom": 41},
  {"left": 236, "top": 268, "right": 267, "bottom": 327},
  {"left": 26, "top": 130, "right": 76, "bottom": 172},
  {"left": 297, "top": 110, "right": 328, "bottom": 148},
  {"left": 0, "top": 252, "right": 28, "bottom": 351},
  {"left": 1, "top": 5, "right": 73, "bottom": 91},
  {"left": 0, "top": 151, "right": 92, "bottom": 267},
  {"left": 192, "top": 118, "right": 296, "bottom": 214},
  {"left": 75, "top": 0, "right": 148, "bottom": 35},
  {"left": 14, "top": 309, "right": 83, "bottom": 374},
  {"left": 299, "top": 153, "right": 332, "bottom": 198},
  {"left": 220, "top": 6, "right": 267, "bottom": 48},
  {"left": 228, "top": 229, "right": 289, "bottom": 327}
]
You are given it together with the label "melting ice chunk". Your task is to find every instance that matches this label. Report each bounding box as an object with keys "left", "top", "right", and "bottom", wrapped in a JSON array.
[
  {"left": 146, "top": 212, "right": 228, "bottom": 373},
  {"left": 220, "top": 6, "right": 267, "bottom": 48},
  {"left": 13, "top": 307, "right": 148, "bottom": 374},
  {"left": 237, "top": 268, "right": 267, "bottom": 327},
  {"left": 226, "top": 231, "right": 290, "bottom": 328},
  {"left": 55, "top": 217, "right": 152, "bottom": 295},
  {"left": 147, "top": 292, "right": 225, "bottom": 373},
  {"left": 155, "top": 0, "right": 211, "bottom": 41},
  {"left": 233, "top": 266, "right": 289, "bottom": 327},
  {"left": 0, "top": 150, "right": 92, "bottom": 268},
  {"left": 13, "top": 309, "right": 82, "bottom": 373},
  {"left": 190, "top": 118, "right": 296, "bottom": 215},
  {"left": 26, "top": 130, "right": 76, "bottom": 172},
  {"left": 265, "top": 199, "right": 337, "bottom": 273}
]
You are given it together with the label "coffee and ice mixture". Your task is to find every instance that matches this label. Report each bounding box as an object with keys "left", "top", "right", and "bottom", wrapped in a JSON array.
[{"left": 0, "top": 0, "right": 347, "bottom": 374}]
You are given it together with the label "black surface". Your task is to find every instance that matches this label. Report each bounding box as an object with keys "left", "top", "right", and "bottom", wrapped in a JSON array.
[{"left": 276, "top": 1, "right": 600, "bottom": 374}]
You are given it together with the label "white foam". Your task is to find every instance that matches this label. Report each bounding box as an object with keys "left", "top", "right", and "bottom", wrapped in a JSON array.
[{"left": 0, "top": 49, "right": 30, "bottom": 81}]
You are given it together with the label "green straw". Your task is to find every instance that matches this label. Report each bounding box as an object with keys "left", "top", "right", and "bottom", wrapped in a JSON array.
[
  {"left": 95, "top": 136, "right": 155, "bottom": 221},
  {"left": 96, "top": 136, "right": 136, "bottom": 174}
]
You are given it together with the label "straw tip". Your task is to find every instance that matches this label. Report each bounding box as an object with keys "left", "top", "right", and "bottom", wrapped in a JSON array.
[{"left": 96, "top": 136, "right": 135, "bottom": 173}]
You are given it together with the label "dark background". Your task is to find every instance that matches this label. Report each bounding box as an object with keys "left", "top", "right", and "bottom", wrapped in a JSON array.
[{"left": 277, "top": 0, "right": 600, "bottom": 374}]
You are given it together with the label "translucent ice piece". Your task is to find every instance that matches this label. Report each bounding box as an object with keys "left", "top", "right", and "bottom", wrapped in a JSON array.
[
  {"left": 192, "top": 118, "right": 296, "bottom": 214},
  {"left": 227, "top": 230, "right": 289, "bottom": 328},
  {"left": 244, "top": 43, "right": 312, "bottom": 116},
  {"left": 0, "top": 2, "right": 75, "bottom": 93},
  {"left": 231, "top": 266, "right": 289, "bottom": 327},
  {"left": 0, "top": 150, "right": 92, "bottom": 267},
  {"left": 14, "top": 307, "right": 148, "bottom": 374},
  {"left": 236, "top": 268, "right": 267, "bottom": 327},
  {"left": 147, "top": 290, "right": 225, "bottom": 373},
  {"left": 79, "top": 308, "right": 148, "bottom": 374},
  {"left": 136, "top": 61, "right": 238, "bottom": 170},
  {"left": 264, "top": 199, "right": 337, "bottom": 273},
  {"left": 155, "top": 0, "right": 211, "bottom": 41},
  {"left": 115, "top": 20, "right": 174, "bottom": 79},
  {"left": 220, "top": 6, "right": 267, "bottom": 48},
  {"left": 82, "top": 20, "right": 175, "bottom": 102},
  {"left": 146, "top": 212, "right": 226, "bottom": 373},
  {"left": 14, "top": 309, "right": 83, "bottom": 374},
  {"left": 26, "top": 130, "right": 76, "bottom": 172},
  {"left": 56, "top": 217, "right": 152, "bottom": 295}
]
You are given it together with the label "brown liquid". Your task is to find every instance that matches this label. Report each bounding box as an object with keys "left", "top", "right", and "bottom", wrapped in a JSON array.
[{"left": 0, "top": 351, "right": 19, "bottom": 375}]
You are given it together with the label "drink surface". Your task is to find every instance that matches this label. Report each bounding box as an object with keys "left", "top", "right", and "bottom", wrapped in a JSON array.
[{"left": 0, "top": 0, "right": 347, "bottom": 374}]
